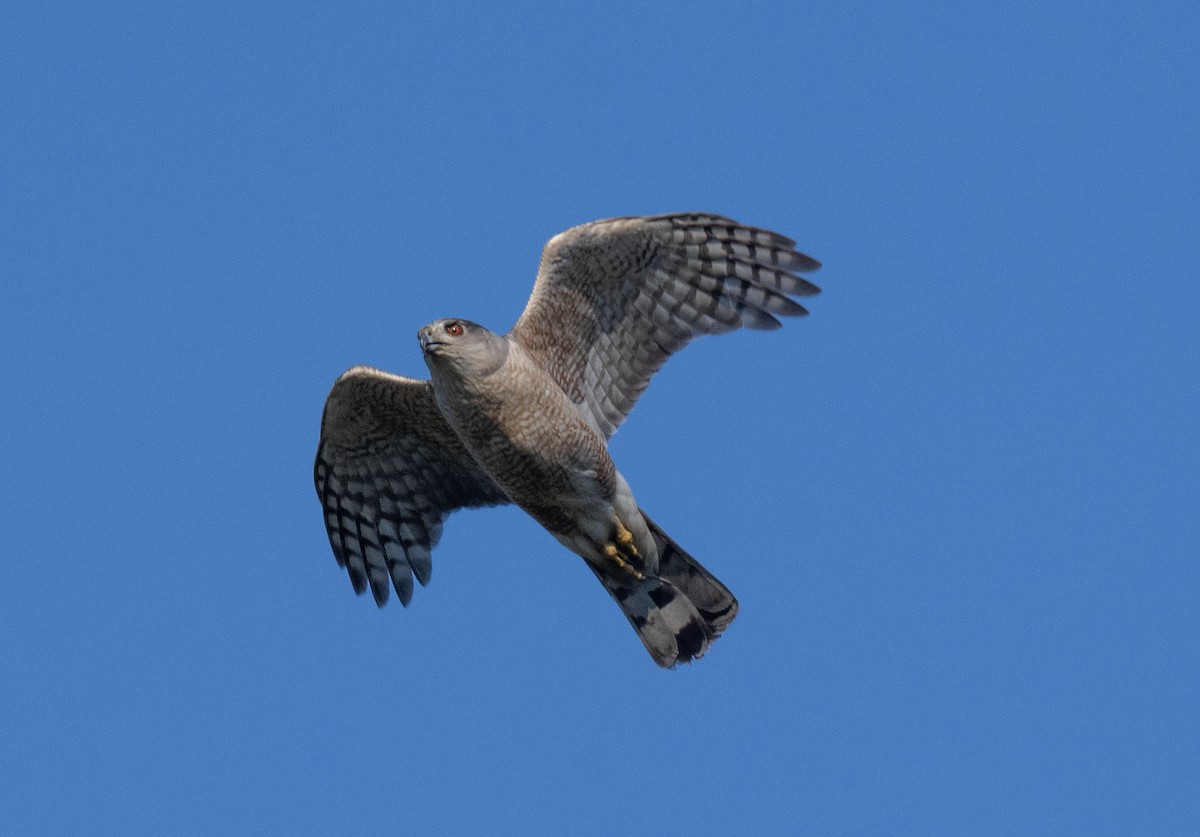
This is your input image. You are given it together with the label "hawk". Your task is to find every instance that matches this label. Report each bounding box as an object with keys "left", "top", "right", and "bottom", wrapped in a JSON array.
[{"left": 315, "top": 213, "right": 820, "bottom": 667}]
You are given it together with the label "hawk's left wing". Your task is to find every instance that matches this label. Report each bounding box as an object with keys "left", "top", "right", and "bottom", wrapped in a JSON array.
[
  {"left": 508, "top": 213, "right": 820, "bottom": 438},
  {"left": 314, "top": 366, "right": 509, "bottom": 606}
]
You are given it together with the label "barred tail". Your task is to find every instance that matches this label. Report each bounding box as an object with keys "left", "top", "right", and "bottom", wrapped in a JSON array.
[
  {"left": 644, "top": 512, "right": 739, "bottom": 634},
  {"left": 591, "top": 512, "right": 738, "bottom": 668}
]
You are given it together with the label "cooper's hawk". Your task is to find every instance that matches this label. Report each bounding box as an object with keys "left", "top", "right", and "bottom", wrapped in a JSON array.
[{"left": 315, "top": 213, "right": 820, "bottom": 667}]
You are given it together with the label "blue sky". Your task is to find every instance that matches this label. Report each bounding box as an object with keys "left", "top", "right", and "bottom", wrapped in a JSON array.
[{"left": 2, "top": 1, "right": 1197, "bottom": 834}]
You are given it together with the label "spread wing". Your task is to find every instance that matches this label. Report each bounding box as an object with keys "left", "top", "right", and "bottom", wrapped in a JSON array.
[
  {"left": 508, "top": 213, "right": 820, "bottom": 438},
  {"left": 314, "top": 366, "right": 509, "bottom": 607}
]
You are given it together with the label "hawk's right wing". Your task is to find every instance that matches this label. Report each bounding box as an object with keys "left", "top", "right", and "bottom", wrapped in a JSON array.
[{"left": 314, "top": 366, "right": 509, "bottom": 607}]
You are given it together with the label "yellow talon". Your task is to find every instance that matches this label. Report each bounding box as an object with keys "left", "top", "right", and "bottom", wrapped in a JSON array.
[
  {"left": 602, "top": 542, "right": 645, "bottom": 580},
  {"left": 613, "top": 521, "right": 640, "bottom": 557}
]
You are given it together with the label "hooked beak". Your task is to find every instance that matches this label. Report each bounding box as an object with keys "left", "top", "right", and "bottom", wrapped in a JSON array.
[{"left": 418, "top": 326, "right": 443, "bottom": 354}]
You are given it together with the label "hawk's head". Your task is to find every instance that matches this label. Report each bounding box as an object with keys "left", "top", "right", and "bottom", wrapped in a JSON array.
[{"left": 419, "top": 318, "right": 509, "bottom": 378}]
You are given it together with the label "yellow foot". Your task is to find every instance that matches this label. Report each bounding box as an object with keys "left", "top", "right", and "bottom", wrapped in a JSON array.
[
  {"left": 603, "top": 543, "right": 645, "bottom": 580},
  {"left": 613, "top": 521, "right": 640, "bottom": 557}
]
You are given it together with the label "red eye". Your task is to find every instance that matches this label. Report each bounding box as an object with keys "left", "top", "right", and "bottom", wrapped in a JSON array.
[{"left": 445, "top": 322, "right": 463, "bottom": 337}]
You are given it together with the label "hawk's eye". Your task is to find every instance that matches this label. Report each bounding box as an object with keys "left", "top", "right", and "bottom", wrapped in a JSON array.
[{"left": 445, "top": 322, "right": 464, "bottom": 337}]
